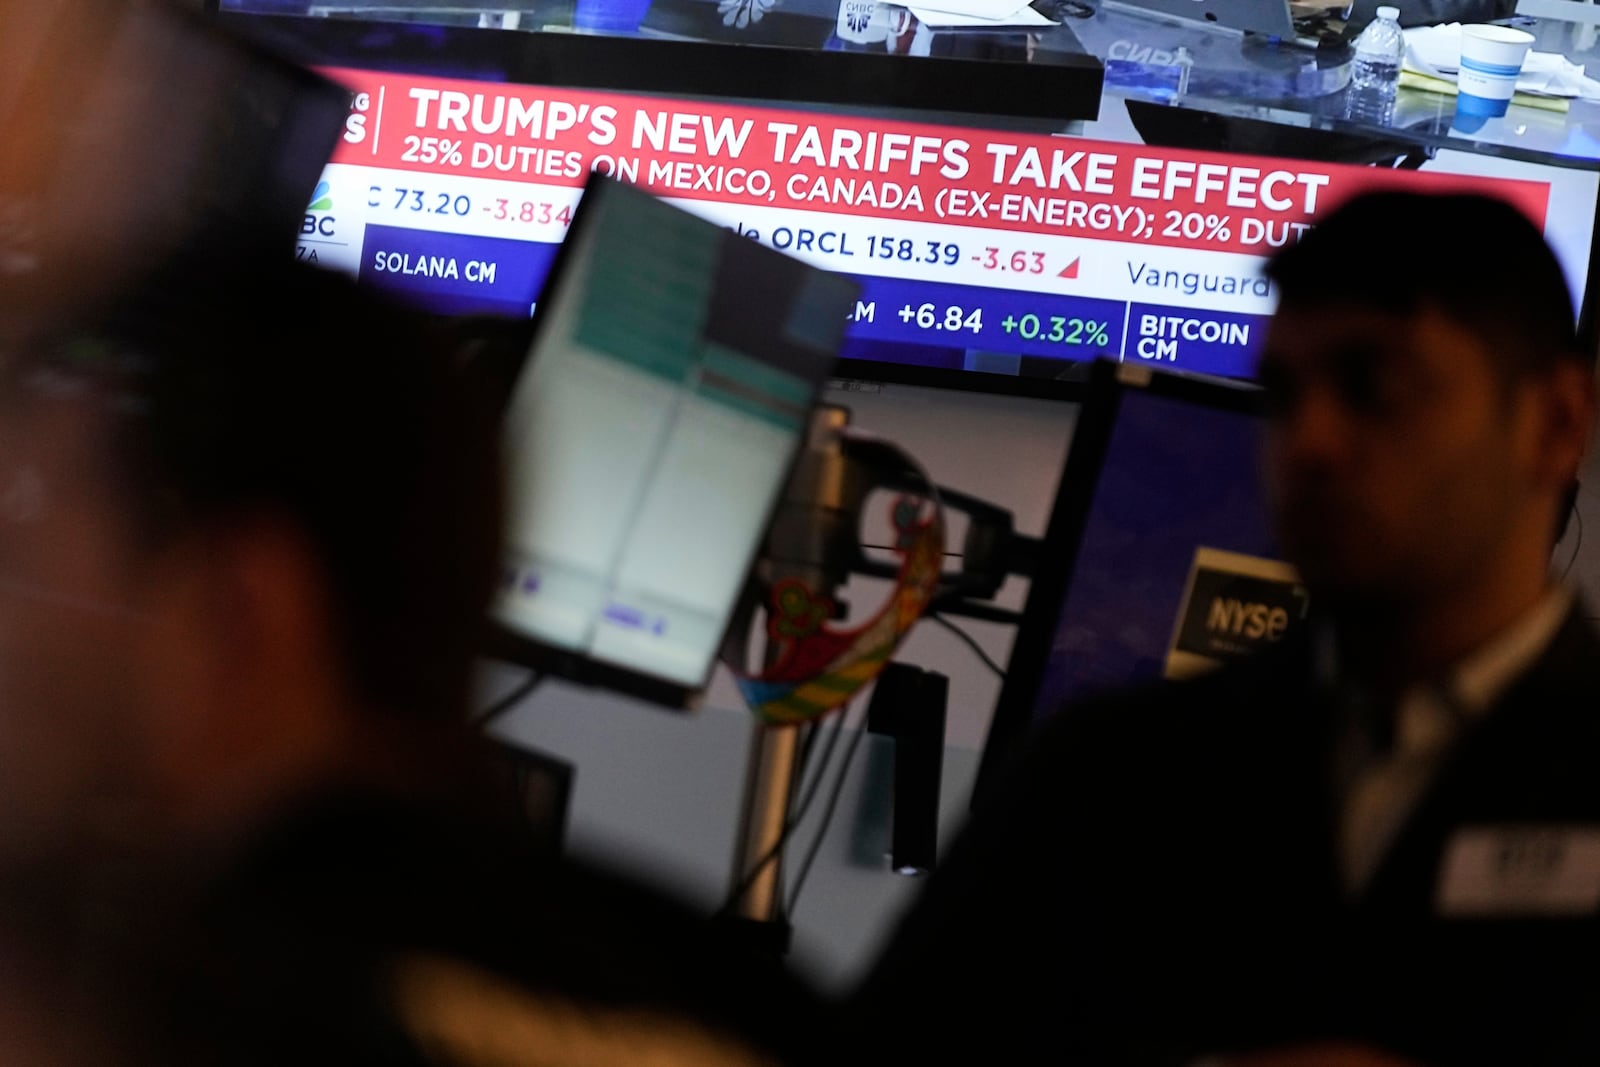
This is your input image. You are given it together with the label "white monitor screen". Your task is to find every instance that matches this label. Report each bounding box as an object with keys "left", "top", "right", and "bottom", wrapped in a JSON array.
[{"left": 490, "top": 176, "right": 859, "bottom": 705}]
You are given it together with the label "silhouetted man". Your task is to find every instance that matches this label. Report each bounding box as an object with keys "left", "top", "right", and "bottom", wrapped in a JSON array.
[
  {"left": 0, "top": 260, "right": 825, "bottom": 1066},
  {"left": 853, "top": 192, "right": 1600, "bottom": 1067}
]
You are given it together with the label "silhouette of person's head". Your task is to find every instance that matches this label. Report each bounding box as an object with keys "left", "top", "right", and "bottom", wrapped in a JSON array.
[
  {"left": 1258, "top": 191, "right": 1595, "bottom": 665},
  {"left": 0, "top": 259, "right": 503, "bottom": 884}
]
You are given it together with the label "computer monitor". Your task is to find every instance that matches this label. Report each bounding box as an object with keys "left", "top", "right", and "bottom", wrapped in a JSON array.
[
  {"left": 217, "top": 10, "right": 1600, "bottom": 395},
  {"left": 484, "top": 174, "right": 859, "bottom": 708},
  {"left": 973, "top": 359, "right": 1307, "bottom": 803}
]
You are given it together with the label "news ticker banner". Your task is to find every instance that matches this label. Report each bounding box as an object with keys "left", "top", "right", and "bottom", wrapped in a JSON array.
[{"left": 301, "top": 68, "right": 1552, "bottom": 378}]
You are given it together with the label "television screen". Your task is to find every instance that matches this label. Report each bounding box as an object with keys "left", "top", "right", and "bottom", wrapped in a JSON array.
[
  {"left": 974, "top": 360, "right": 1302, "bottom": 800},
  {"left": 302, "top": 65, "right": 1599, "bottom": 383},
  {"left": 221, "top": 13, "right": 1600, "bottom": 392},
  {"left": 486, "top": 175, "right": 859, "bottom": 708}
]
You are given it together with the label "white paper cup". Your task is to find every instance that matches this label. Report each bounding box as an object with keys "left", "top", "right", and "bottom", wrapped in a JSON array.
[{"left": 1456, "top": 23, "right": 1535, "bottom": 118}]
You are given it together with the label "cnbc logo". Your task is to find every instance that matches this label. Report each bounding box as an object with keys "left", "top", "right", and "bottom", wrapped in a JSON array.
[{"left": 302, "top": 180, "right": 336, "bottom": 238}]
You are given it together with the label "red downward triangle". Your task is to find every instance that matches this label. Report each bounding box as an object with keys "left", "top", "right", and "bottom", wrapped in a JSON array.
[{"left": 1058, "top": 257, "right": 1080, "bottom": 279}]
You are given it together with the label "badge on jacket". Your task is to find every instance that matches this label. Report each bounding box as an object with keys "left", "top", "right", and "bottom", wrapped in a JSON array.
[{"left": 1436, "top": 826, "right": 1600, "bottom": 916}]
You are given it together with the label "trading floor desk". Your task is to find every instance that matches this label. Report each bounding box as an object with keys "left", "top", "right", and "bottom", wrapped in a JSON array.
[
  {"left": 217, "top": 0, "right": 1600, "bottom": 384},
  {"left": 1053, "top": 6, "right": 1600, "bottom": 359},
  {"left": 1060, "top": 8, "right": 1600, "bottom": 164}
]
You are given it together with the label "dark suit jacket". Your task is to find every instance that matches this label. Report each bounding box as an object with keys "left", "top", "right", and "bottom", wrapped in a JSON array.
[
  {"left": 849, "top": 607, "right": 1600, "bottom": 1066},
  {"left": 129, "top": 788, "right": 830, "bottom": 1067}
]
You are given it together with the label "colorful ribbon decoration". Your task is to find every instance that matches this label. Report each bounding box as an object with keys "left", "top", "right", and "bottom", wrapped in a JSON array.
[{"left": 731, "top": 434, "right": 945, "bottom": 725}]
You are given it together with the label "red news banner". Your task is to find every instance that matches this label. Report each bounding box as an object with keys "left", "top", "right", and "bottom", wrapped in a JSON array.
[{"left": 324, "top": 68, "right": 1550, "bottom": 255}]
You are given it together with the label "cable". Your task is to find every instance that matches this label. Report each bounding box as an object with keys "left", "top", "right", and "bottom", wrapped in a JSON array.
[
  {"left": 785, "top": 700, "right": 871, "bottom": 917},
  {"left": 715, "top": 703, "right": 852, "bottom": 919},
  {"left": 789, "top": 716, "right": 845, "bottom": 840},
  {"left": 475, "top": 670, "right": 544, "bottom": 729},
  {"left": 716, "top": 715, "right": 841, "bottom": 918},
  {"left": 1562, "top": 504, "right": 1584, "bottom": 581},
  {"left": 793, "top": 718, "right": 824, "bottom": 795},
  {"left": 928, "top": 613, "right": 1007, "bottom": 680},
  {"left": 860, "top": 543, "right": 964, "bottom": 559}
]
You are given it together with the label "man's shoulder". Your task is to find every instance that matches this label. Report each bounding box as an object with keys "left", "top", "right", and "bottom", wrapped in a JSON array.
[
  {"left": 384, "top": 953, "right": 784, "bottom": 1067},
  {"left": 977, "top": 640, "right": 1321, "bottom": 817},
  {"left": 1526, "top": 598, "right": 1600, "bottom": 681},
  {"left": 180, "top": 790, "right": 826, "bottom": 1066},
  {"left": 1035, "top": 638, "right": 1318, "bottom": 747},
  {"left": 1479, "top": 601, "right": 1600, "bottom": 747}
]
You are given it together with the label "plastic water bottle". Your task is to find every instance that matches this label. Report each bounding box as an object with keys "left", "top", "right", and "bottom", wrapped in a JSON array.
[{"left": 1346, "top": 5, "right": 1404, "bottom": 125}]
